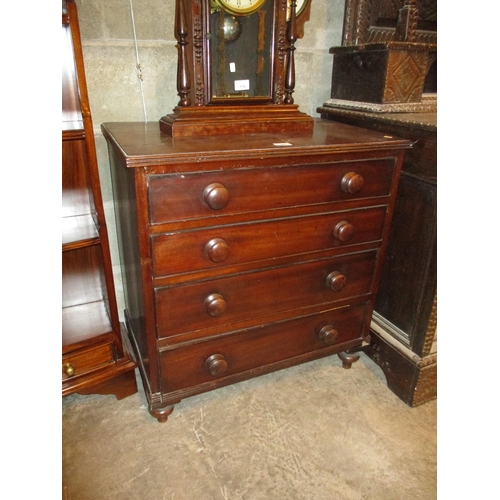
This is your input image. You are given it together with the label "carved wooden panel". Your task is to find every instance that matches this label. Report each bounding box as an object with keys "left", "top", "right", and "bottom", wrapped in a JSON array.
[
  {"left": 342, "top": 0, "right": 437, "bottom": 46},
  {"left": 385, "top": 44, "right": 430, "bottom": 102}
]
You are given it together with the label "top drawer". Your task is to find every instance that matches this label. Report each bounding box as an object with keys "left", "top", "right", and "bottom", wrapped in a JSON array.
[{"left": 148, "top": 158, "right": 395, "bottom": 224}]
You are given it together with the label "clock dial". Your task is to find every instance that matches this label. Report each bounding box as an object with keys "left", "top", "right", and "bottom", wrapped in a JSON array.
[{"left": 214, "top": 0, "right": 266, "bottom": 16}]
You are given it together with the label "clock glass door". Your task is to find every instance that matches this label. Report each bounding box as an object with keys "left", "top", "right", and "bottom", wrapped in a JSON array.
[{"left": 209, "top": 0, "right": 275, "bottom": 102}]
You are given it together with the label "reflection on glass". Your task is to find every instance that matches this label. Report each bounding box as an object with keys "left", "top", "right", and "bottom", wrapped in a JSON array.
[{"left": 210, "top": 1, "right": 272, "bottom": 100}]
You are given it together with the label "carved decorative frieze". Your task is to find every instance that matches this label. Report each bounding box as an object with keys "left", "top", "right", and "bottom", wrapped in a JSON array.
[{"left": 342, "top": 0, "right": 437, "bottom": 46}]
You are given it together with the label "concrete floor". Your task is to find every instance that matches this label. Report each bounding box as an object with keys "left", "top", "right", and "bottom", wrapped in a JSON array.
[{"left": 62, "top": 353, "right": 436, "bottom": 500}]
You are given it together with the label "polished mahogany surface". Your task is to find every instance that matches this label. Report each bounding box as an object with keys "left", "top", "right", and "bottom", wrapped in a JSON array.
[
  {"left": 103, "top": 119, "right": 410, "bottom": 421},
  {"left": 104, "top": 120, "right": 409, "bottom": 161}
]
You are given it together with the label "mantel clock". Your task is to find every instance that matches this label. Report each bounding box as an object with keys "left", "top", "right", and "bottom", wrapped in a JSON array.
[{"left": 160, "top": 0, "right": 313, "bottom": 137}]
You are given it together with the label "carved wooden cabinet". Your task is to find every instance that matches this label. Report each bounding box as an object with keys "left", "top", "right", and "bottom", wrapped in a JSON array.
[
  {"left": 315, "top": 0, "right": 437, "bottom": 407},
  {"left": 62, "top": 0, "right": 137, "bottom": 399},
  {"left": 318, "top": 107, "right": 436, "bottom": 406},
  {"left": 103, "top": 119, "right": 410, "bottom": 422}
]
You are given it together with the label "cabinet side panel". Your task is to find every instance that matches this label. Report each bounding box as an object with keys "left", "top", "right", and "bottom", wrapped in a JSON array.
[
  {"left": 374, "top": 173, "right": 437, "bottom": 355},
  {"left": 108, "top": 148, "right": 149, "bottom": 369}
]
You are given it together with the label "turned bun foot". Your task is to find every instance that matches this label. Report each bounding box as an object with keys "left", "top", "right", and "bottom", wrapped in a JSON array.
[
  {"left": 338, "top": 351, "right": 360, "bottom": 369},
  {"left": 149, "top": 405, "right": 175, "bottom": 423}
]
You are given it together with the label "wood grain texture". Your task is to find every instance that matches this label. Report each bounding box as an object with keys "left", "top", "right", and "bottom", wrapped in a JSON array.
[{"left": 104, "top": 119, "right": 410, "bottom": 421}]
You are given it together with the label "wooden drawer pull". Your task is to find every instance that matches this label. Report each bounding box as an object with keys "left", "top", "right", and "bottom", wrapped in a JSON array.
[
  {"left": 341, "top": 172, "right": 364, "bottom": 194},
  {"left": 205, "top": 354, "right": 228, "bottom": 377},
  {"left": 318, "top": 325, "right": 339, "bottom": 346},
  {"left": 205, "top": 238, "right": 230, "bottom": 263},
  {"left": 204, "top": 293, "right": 227, "bottom": 317},
  {"left": 63, "top": 363, "right": 75, "bottom": 377},
  {"left": 203, "top": 183, "right": 230, "bottom": 210},
  {"left": 333, "top": 220, "right": 354, "bottom": 242},
  {"left": 326, "top": 271, "right": 347, "bottom": 292}
]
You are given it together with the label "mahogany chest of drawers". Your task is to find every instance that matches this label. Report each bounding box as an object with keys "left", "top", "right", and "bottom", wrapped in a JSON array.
[{"left": 102, "top": 119, "right": 410, "bottom": 422}]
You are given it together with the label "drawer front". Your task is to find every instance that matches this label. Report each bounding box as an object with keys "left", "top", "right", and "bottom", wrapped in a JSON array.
[
  {"left": 62, "top": 342, "right": 115, "bottom": 381},
  {"left": 148, "top": 159, "right": 395, "bottom": 224},
  {"left": 152, "top": 206, "right": 386, "bottom": 278},
  {"left": 159, "top": 303, "right": 368, "bottom": 394},
  {"left": 155, "top": 250, "right": 376, "bottom": 339}
]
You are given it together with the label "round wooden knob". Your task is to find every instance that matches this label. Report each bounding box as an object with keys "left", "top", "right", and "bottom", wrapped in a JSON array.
[
  {"left": 205, "top": 354, "right": 228, "bottom": 377},
  {"left": 203, "top": 183, "right": 230, "bottom": 210},
  {"left": 341, "top": 172, "right": 364, "bottom": 194},
  {"left": 318, "top": 325, "right": 339, "bottom": 346},
  {"left": 205, "top": 238, "right": 230, "bottom": 263},
  {"left": 204, "top": 293, "right": 227, "bottom": 317},
  {"left": 333, "top": 220, "right": 354, "bottom": 242},
  {"left": 63, "top": 363, "right": 75, "bottom": 377},
  {"left": 326, "top": 271, "right": 347, "bottom": 292}
]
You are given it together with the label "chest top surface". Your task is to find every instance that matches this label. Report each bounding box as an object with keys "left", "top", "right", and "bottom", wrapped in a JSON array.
[{"left": 101, "top": 119, "right": 411, "bottom": 168}]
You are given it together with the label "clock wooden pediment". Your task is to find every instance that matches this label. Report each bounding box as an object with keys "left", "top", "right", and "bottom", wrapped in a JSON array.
[{"left": 160, "top": 0, "right": 313, "bottom": 137}]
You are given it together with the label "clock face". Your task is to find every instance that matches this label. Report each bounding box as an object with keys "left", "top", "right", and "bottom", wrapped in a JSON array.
[{"left": 214, "top": 0, "right": 267, "bottom": 16}]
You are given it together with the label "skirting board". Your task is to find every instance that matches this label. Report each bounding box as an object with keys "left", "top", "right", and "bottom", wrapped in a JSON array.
[{"left": 368, "top": 319, "right": 437, "bottom": 407}]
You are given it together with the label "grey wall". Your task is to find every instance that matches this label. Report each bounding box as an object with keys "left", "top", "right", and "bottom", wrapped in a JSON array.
[{"left": 75, "top": 0, "right": 345, "bottom": 317}]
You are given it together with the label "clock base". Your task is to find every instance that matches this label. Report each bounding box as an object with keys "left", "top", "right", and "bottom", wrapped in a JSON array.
[{"left": 160, "top": 104, "right": 314, "bottom": 137}]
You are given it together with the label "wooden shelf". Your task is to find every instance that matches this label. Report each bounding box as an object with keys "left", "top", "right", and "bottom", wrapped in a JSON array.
[
  {"left": 62, "top": 214, "right": 100, "bottom": 250},
  {"left": 62, "top": 300, "right": 114, "bottom": 349},
  {"left": 61, "top": 0, "right": 137, "bottom": 401},
  {"left": 62, "top": 123, "right": 85, "bottom": 138}
]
